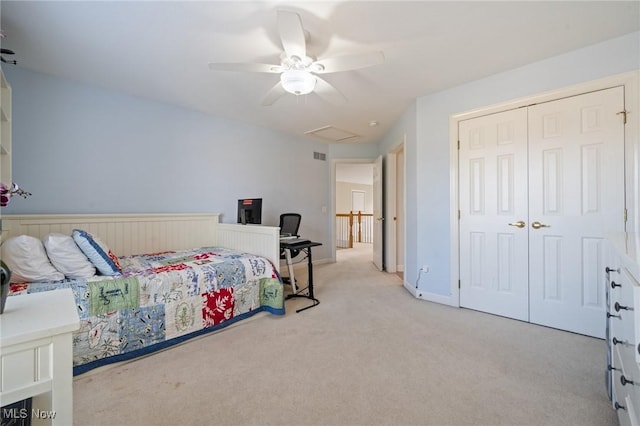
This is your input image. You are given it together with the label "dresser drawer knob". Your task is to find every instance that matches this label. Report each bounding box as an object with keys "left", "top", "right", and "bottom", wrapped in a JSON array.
[
  {"left": 611, "top": 281, "right": 622, "bottom": 289},
  {"left": 621, "top": 375, "right": 635, "bottom": 386},
  {"left": 615, "top": 402, "right": 626, "bottom": 411},
  {"left": 613, "top": 337, "right": 625, "bottom": 345},
  {"left": 615, "top": 302, "right": 632, "bottom": 312},
  {"left": 607, "top": 312, "right": 621, "bottom": 319},
  {"left": 608, "top": 364, "right": 620, "bottom": 372},
  {"left": 606, "top": 267, "right": 620, "bottom": 274},
  {"left": 637, "top": 343, "right": 640, "bottom": 355}
]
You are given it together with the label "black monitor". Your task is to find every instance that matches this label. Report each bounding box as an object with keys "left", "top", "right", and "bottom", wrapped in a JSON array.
[{"left": 237, "top": 198, "right": 262, "bottom": 224}]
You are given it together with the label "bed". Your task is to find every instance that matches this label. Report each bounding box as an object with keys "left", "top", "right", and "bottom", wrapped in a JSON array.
[{"left": 1, "top": 213, "right": 284, "bottom": 375}]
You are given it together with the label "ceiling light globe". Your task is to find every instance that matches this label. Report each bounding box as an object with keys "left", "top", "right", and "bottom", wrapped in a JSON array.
[{"left": 281, "top": 70, "right": 316, "bottom": 95}]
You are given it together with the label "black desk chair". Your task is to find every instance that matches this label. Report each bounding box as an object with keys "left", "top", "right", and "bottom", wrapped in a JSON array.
[
  {"left": 280, "top": 212, "right": 301, "bottom": 239},
  {"left": 280, "top": 212, "right": 302, "bottom": 259},
  {"left": 279, "top": 213, "right": 301, "bottom": 292}
]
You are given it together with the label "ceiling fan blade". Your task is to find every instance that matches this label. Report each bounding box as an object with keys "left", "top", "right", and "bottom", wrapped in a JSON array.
[
  {"left": 314, "top": 76, "right": 347, "bottom": 105},
  {"left": 277, "top": 10, "right": 306, "bottom": 60},
  {"left": 208, "top": 62, "right": 282, "bottom": 73},
  {"left": 261, "top": 82, "right": 287, "bottom": 106},
  {"left": 313, "top": 51, "right": 385, "bottom": 74}
]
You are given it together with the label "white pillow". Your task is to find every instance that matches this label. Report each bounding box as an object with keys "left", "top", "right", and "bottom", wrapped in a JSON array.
[
  {"left": 43, "top": 233, "right": 96, "bottom": 279},
  {"left": 1, "top": 235, "right": 65, "bottom": 283}
]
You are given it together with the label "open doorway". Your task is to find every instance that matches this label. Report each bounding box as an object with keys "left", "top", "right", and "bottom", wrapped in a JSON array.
[
  {"left": 334, "top": 162, "right": 374, "bottom": 262},
  {"left": 331, "top": 148, "right": 404, "bottom": 277}
]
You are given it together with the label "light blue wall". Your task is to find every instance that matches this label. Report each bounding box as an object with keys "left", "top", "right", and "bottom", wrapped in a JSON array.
[
  {"left": 4, "top": 31, "right": 639, "bottom": 284},
  {"left": 379, "top": 31, "right": 640, "bottom": 299},
  {"left": 2, "top": 67, "right": 335, "bottom": 259}
]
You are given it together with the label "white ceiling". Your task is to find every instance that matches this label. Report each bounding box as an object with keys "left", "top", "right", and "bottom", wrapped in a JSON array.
[{"left": 1, "top": 1, "right": 638, "bottom": 145}]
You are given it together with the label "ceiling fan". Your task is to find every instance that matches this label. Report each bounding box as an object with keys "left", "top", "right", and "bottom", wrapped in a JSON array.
[{"left": 208, "top": 10, "right": 384, "bottom": 106}]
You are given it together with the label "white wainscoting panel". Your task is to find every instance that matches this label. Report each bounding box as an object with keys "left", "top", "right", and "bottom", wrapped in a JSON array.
[{"left": 1, "top": 213, "right": 220, "bottom": 256}]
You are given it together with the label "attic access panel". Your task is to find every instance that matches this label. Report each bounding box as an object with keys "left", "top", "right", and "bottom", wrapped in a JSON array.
[{"left": 305, "top": 125, "right": 360, "bottom": 143}]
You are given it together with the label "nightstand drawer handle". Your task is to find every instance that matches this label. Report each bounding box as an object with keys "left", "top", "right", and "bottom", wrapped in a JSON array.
[
  {"left": 615, "top": 302, "right": 632, "bottom": 312},
  {"left": 611, "top": 281, "right": 622, "bottom": 289}
]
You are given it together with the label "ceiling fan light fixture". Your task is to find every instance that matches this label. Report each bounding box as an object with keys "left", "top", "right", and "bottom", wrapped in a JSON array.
[{"left": 280, "top": 69, "right": 316, "bottom": 95}]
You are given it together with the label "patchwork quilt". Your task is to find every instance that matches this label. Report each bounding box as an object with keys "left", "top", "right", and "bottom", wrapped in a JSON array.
[{"left": 10, "top": 247, "right": 284, "bottom": 375}]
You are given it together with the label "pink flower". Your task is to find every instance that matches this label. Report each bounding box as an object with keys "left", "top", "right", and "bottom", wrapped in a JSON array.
[{"left": 0, "top": 182, "right": 31, "bottom": 207}]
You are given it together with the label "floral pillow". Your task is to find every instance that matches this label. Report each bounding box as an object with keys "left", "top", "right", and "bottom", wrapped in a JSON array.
[{"left": 72, "top": 229, "right": 122, "bottom": 276}]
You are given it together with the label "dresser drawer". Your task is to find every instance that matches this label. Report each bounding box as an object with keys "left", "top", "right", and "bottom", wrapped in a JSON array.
[
  {"left": 617, "top": 393, "right": 640, "bottom": 426},
  {"left": 610, "top": 269, "right": 639, "bottom": 352},
  {"left": 614, "top": 344, "right": 640, "bottom": 426}
]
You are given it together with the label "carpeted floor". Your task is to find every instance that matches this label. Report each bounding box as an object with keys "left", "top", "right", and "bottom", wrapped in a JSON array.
[{"left": 73, "top": 243, "right": 617, "bottom": 426}]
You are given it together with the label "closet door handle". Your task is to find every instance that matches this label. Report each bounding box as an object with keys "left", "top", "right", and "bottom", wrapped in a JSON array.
[
  {"left": 508, "top": 221, "right": 526, "bottom": 228},
  {"left": 531, "top": 221, "right": 550, "bottom": 229}
]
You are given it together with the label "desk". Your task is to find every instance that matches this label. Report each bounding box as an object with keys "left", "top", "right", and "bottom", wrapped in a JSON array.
[
  {"left": 0, "top": 288, "right": 80, "bottom": 426},
  {"left": 280, "top": 240, "right": 322, "bottom": 312}
]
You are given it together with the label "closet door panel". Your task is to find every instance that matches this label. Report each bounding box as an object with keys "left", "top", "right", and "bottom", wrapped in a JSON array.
[
  {"left": 528, "top": 86, "right": 625, "bottom": 338},
  {"left": 459, "top": 108, "right": 529, "bottom": 321}
]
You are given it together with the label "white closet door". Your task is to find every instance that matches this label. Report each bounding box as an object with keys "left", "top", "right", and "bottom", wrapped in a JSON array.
[
  {"left": 527, "top": 86, "right": 625, "bottom": 338},
  {"left": 459, "top": 108, "right": 529, "bottom": 321}
]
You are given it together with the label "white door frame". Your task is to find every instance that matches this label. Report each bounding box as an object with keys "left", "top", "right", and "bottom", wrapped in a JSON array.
[
  {"left": 385, "top": 135, "right": 406, "bottom": 274},
  {"left": 330, "top": 158, "right": 376, "bottom": 263},
  {"left": 449, "top": 70, "right": 640, "bottom": 307},
  {"left": 373, "top": 155, "right": 384, "bottom": 270}
]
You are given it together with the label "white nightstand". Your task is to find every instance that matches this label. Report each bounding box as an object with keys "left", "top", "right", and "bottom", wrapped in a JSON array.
[{"left": 1, "top": 288, "right": 80, "bottom": 425}]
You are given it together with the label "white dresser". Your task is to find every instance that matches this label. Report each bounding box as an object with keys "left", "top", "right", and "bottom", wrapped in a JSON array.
[
  {"left": 0, "top": 289, "right": 80, "bottom": 425},
  {"left": 607, "top": 233, "right": 640, "bottom": 425}
]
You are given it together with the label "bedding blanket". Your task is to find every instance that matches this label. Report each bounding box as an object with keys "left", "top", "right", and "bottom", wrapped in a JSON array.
[{"left": 10, "top": 247, "right": 284, "bottom": 375}]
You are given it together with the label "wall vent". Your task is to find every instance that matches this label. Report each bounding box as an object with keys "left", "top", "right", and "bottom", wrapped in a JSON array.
[{"left": 313, "top": 152, "right": 326, "bottom": 161}]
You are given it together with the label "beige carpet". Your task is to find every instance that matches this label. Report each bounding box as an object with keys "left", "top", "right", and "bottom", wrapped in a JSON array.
[{"left": 74, "top": 244, "right": 617, "bottom": 426}]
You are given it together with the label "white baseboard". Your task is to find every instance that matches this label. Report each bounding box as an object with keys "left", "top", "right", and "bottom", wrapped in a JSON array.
[{"left": 402, "top": 281, "right": 459, "bottom": 307}]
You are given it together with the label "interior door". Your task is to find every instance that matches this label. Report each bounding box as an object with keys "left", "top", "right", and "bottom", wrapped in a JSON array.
[
  {"left": 373, "top": 155, "right": 383, "bottom": 271},
  {"left": 459, "top": 108, "right": 530, "bottom": 320},
  {"left": 458, "top": 86, "right": 625, "bottom": 338},
  {"left": 527, "top": 86, "right": 625, "bottom": 338}
]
